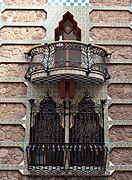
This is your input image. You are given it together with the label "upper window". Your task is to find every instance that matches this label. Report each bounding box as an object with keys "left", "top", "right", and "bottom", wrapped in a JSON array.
[{"left": 55, "top": 11, "right": 81, "bottom": 41}]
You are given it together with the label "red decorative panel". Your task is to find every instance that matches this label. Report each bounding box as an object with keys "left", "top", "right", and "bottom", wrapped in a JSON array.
[{"left": 69, "top": 78, "right": 74, "bottom": 99}]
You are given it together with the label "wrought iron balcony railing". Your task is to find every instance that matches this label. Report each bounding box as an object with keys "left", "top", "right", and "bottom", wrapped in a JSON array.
[
  {"left": 26, "top": 143, "right": 108, "bottom": 176},
  {"left": 26, "top": 94, "right": 108, "bottom": 177},
  {"left": 25, "top": 41, "right": 111, "bottom": 82}
]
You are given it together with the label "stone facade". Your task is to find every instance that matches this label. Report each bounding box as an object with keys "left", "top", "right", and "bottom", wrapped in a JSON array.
[
  {"left": 2, "top": 10, "right": 46, "bottom": 23},
  {"left": 0, "top": 171, "right": 26, "bottom": 180},
  {"left": 90, "top": 10, "right": 131, "bottom": 23},
  {"left": 0, "top": 0, "right": 132, "bottom": 179},
  {"left": 0, "top": 27, "right": 46, "bottom": 40},
  {"left": 110, "top": 171, "right": 132, "bottom": 180},
  {"left": 104, "top": 46, "right": 132, "bottom": 62},
  {"left": 0, "top": 147, "right": 23, "bottom": 164},
  {"left": 90, "top": 28, "right": 132, "bottom": 41},
  {"left": 0, "top": 45, "right": 34, "bottom": 58},
  {"left": 0, "top": 125, "right": 25, "bottom": 142},
  {"left": 110, "top": 126, "right": 132, "bottom": 142},
  {"left": 0, "top": 64, "right": 28, "bottom": 78},
  {"left": 3, "top": 0, "right": 47, "bottom": 6},
  {"left": 108, "top": 84, "right": 132, "bottom": 99},
  {"left": 0, "top": 104, "right": 26, "bottom": 120},
  {"left": 110, "top": 148, "right": 132, "bottom": 165},
  {"left": 89, "top": 0, "right": 130, "bottom": 6},
  {"left": 108, "top": 65, "right": 132, "bottom": 79},
  {"left": 0, "top": 83, "right": 27, "bottom": 98},
  {"left": 109, "top": 105, "right": 132, "bottom": 120}
]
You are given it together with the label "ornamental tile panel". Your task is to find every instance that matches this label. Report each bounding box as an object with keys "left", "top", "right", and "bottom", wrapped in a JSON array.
[{"left": 47, "top": 0, "right": 89, "bottom": 6}]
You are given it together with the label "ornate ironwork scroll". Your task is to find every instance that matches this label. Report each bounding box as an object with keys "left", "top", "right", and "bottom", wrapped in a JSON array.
[
  {"left": 70, "top": 94, "right": 104, "bottom": 144},
  {"left": 29, "top": 94, "right": 64, "bottom": 144},
  {"left": 26, "top": 93, "right": 108, "bottom": 177},
  {"left": 27, "top": 93, "right": 64, "bottom": 167},
  {"left": 25, "top": 41, "right": 111, "bottom": 81},
  {"left": 69, "top": 93, "right": 106, "bottom": 167}
]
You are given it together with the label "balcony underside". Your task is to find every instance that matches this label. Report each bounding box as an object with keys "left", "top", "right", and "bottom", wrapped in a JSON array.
[
  {"left": 28, "top": 168, "right": 107, "bottom": 177},
  {"left": 30, "top": 67, "right": 105, "bottom": 83}
]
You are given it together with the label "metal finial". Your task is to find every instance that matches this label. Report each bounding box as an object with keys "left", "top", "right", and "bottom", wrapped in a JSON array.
[
  {"left": 29, "top": 99, "right": 35, "bottom": 104},
  {"left": 84, "top": 90, "right": 91, "bottom": 97},
  {"left": 45, "top": 89, "right": 50, "bottom": 97}
]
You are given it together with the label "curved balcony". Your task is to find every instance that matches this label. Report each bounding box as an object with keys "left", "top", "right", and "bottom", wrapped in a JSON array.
[{"left": 25, "top": 41, "right": 111, "bottom": 83}]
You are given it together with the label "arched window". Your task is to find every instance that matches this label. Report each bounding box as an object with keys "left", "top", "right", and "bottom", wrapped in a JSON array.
[
  {"left": 69, "top": 95, "right": 105, "bottom": 167},
  {"left": 55, "top": 11, "right": 81, "bottom": 41},
  {"left": 70, "top": 96, "right": 104, "bottom": 143},
  {"left": 54, "top": 11, "right": 82, "bottom": 67},
  {"left": 29, "top": 94, "right": 64, "bottom": 167}
]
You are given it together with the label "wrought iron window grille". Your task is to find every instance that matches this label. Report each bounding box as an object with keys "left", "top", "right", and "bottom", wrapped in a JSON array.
[{"left": 26, "top": 91, "right": 108, "bottom": 178}]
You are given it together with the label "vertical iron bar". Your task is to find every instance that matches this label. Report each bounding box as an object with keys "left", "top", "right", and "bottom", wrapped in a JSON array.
[
  {"left": 68, "top": 100, "right": 71, "bottom": 135},
  {"left": 26, "top": 146, "right": 29, "bottom": 169},
  {"left": 84, "top": 113, "right": 87, "bottom": 143},
  {"left": 43, "top": 43, "right": 50, "bottom": 74},
  {"left": 101, "top": 99, "right": 106, "bottom": 143},
  {"left": 68, "top": 100, "right": 71, "bottom": 168},
  {"left": 38, "top": 145, "right": 40, "bottom": 168},
  {"left": 63, "top": 100, "right": 66, "bottom": 141},
  {"left": 29, "top": 99, "right": 35, "bottom": 143},
  {"left": 42, "top": 144, "right": 45, "bottom": 166},
  {"left": 33, "top": 112, "right": 35, "bottom": 143},
  {"left": 63, "top": 100, "right": 66, "bottom": 168},
  {"left": 87, "top": 45, "right": 89, "bottom": 73}
]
